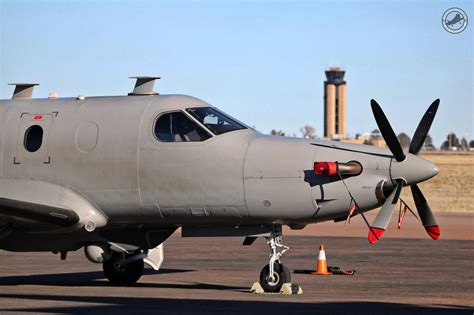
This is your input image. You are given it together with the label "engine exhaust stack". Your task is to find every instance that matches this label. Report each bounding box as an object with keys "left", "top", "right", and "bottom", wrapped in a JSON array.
[
  {"left": 314, "top": 161, "right": 362, "bottom": 177},
  {"left": 8, "top": 83, "right": 39, "bottom": 99},
  {"left": 128, "top": 76, "right": 160, "bottom": 96}
]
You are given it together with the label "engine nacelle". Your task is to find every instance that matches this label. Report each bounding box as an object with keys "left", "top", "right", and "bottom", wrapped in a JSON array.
[{"left": 84, "top": 244, "right": 112, "bottom": 263}]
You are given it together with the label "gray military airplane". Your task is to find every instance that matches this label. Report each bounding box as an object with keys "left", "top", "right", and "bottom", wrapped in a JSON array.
[{"left": 0, "top": 77, "right": 440, "bottom": 292}]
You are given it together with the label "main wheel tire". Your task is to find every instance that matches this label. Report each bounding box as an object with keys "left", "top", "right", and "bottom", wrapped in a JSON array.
[
  {"left": 259, "top": 262, "right": 291, "bottom": 292},
  {"left": 103, "top": 252, "right": 144, "bottom": 285}
]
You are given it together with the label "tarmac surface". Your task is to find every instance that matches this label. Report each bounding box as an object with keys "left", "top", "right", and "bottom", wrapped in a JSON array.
[{"left": 0, "top": 213, "right": 473, "bottom": 314}]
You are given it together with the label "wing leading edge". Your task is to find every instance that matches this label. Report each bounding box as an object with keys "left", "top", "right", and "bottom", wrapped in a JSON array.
[{"left": 0, "top": 197, "right": 80, "bottom": 227}]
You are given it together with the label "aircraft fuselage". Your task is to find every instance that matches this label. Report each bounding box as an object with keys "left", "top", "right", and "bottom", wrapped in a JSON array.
[{"left": 0, "top": 93, "right": 432, "bottom": 252}]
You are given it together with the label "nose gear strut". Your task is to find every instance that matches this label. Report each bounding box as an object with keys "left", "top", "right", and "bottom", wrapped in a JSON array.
[
  {"left": 267, "top": 233, "right": 289, "bottom": 281},
  {"left": 259, "top": 227, "right": 291, "bottom": 292}
]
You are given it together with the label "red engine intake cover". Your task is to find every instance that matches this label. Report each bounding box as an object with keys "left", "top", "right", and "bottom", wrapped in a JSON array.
[{"left": 314, "top": 161, "right": 338, "bottom": 176}]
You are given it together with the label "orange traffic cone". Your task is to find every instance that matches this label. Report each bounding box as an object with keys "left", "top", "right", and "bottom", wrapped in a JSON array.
[{"left": 311, "top": 244, "right": 332, "bottom": 275}]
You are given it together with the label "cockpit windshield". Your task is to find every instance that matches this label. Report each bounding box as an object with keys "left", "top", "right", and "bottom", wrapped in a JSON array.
[{"left": 186, "top": 107, "right": 248, "bottom": 135}]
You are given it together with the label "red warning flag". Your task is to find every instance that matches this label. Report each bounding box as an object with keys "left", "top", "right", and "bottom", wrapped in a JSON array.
[
  {"left": 398, "top": 205, "right": 407, "bottom": 229},
  {"left": 345, "top": 204, "right": 357, "bottom": 227}
]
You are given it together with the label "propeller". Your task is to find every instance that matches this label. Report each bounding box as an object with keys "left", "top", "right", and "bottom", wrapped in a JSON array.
[
  {"left": 370, "top": 100, "right": 406, "bottom": 162},
  {"left": 409, "top": 99, "right": 440, "bottom": 155},
  {"left": 368, "top": 180, "right": 403, "bottom": 243},
  {"left": 411, "top": 184, "right": 440, "bottom": 240},
  {"left": 368, "top": 99, "right": 441, "bottom": 243}
]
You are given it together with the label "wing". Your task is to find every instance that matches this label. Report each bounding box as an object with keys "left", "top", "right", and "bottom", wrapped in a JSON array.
[
  {"left": 0, "top": 178, "right": 108, "bottom": 231},
  {"left": 0, "top": 197, "right": 79, "bottom": 227}
]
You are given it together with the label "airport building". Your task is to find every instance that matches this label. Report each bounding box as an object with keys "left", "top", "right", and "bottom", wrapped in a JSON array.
[
  {"left": 324, "top": 67, "right": 347, "bottom": 139},
  {"left": 322, "top": 67, "right": 386, "bottom": 148}
]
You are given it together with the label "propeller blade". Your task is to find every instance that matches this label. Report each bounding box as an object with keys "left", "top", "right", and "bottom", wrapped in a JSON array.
[
  {"left": 409, "top": 99, "right": 440, "bottom": 155},
  {"left": 411, "top": 184, "right": 440, "bottom": 240},
  {"left": 368, "top": 181, "right": 403, "bottom": 243},
  {"left": 370, "top": 100, "right": 406, "bottom": 162}
]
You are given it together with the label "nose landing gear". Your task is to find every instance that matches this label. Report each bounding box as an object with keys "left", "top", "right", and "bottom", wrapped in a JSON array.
[{"left": 259, "top": 230, "right": 291, "bottom": 292}]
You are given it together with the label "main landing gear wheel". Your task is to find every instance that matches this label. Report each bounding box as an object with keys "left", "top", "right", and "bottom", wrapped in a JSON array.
[
  {"left": 103, "top": 251, "right": 144, "bottom": 285},
  {"left": 260, "top": 262, "right": 291, "bottom": 292},
  {"left": 258, "top": 228, "right": 291, "bottom": 292}
]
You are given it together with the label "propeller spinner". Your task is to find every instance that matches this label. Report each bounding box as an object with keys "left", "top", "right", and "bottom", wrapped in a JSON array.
[{"left": 368, "top": 99, "right": 441, "bottom": 243}]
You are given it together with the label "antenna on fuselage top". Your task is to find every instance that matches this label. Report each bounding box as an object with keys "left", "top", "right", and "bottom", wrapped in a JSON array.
[
  {"left": 8, "top": 83, "right": 39, "bottom": 99},
  {"left": 128, "top": 76, "right": 160, "bottom": 96}
]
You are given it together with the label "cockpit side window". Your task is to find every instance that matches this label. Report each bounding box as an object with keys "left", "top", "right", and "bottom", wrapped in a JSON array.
[
  {"left": 186, "top": 107, "right": 248, "bottom": 135},
  {"left": 154, "top": 111, "right": 211, "bottom": 142}
]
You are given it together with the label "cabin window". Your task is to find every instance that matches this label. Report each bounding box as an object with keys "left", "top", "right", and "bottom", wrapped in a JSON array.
[
  {"left": 24, "top": 125, "right": 44, "bottom": 152},
  {"left": 186, "top": 107, "right": 248, "bottom": 135},
  {"left": 154, "top": 111, "right": 211, "bottom": 142}
]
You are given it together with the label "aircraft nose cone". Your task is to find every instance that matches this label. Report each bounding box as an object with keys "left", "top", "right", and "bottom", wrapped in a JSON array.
[
  {"left": 431, "top": 164, "right": 440, "bottom": 177},
  {"left": 418, "top": 160, "right": 439, "bottom": 183},
  {"left": 390, "top": 154, "right": 439, "bottom": 185}
]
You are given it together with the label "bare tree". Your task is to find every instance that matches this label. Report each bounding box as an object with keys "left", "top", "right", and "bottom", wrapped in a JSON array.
[
  {"left": 270, "top": 129, "right": 286, "bottom": 136},
  {"left": 397, "top": 133, "right": 411, "bottom": 149},
  {"left": 441, "top": 132, "right": 460, "bottom": 150},
  {"left": 423, "top": 134, "right": 436, "bottom": 151},
  {"left": 300, "top": 125, "right": 316, "bottom": 139}
]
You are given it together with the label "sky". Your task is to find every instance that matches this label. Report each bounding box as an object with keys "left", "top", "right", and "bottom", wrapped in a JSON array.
[{"left": 0, "top": 0, "right": 472, "bottom": 147}]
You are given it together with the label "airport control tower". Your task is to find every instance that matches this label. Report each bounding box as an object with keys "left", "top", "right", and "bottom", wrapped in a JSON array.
[{"left": 324, "top": 67, "right": 347, "bottom": 139}]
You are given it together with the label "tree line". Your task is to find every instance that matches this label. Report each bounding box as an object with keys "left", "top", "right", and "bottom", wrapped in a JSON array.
[
  {"left": 269, "top": 126, "right": 473, "bottom": 151},
  {"left": 396, "top": 131, "right": 472, "bottom": 151}
]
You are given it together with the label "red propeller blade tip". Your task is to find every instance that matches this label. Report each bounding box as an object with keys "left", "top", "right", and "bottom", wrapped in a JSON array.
[
  {"left": 368, "top": 227, "right": 385, "bottom": 244},
  {"left": 425, "top": 225, "right": 440, "bottom": 240}
]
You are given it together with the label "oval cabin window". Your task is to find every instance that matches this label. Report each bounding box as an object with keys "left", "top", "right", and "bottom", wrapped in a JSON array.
[{"left": 24, "top": 125, "right": 44, "bottom": 152}]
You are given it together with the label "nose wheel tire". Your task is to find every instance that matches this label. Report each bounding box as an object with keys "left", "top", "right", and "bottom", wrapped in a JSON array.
[
  {"left": 259, "top": 262, "right": 291, "bottom": 292},
  {"left": 103, "top": 252, "right": 144, "bottom": 285}
]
